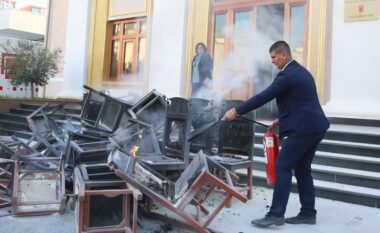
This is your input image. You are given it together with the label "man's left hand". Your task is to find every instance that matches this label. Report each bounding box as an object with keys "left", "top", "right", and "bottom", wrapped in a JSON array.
[{"left": 222, "top": 108, "right": 237, "bottom": 121}]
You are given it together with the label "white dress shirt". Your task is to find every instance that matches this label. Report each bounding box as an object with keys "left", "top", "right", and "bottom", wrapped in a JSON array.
[{"left": 281, "top": 59, "right": 294, "bottom": 71}]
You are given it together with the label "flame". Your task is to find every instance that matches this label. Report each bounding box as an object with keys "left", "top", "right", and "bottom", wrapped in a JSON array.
[{"left": 130, "top": 146, "right": 139, "bottom": 157}]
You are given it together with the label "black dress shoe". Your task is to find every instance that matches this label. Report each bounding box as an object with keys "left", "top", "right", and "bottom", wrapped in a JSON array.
[
  {"left": 285, "top": 214, "right": 316, "bottom": 225},
  {"left": 251, "top": 213, "right": 285, "bottom": 227}
]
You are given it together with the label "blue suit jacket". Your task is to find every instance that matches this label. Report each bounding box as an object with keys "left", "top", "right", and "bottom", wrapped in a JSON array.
[{"left": 236, "top": 60, "right": 330, "bottom": 139}]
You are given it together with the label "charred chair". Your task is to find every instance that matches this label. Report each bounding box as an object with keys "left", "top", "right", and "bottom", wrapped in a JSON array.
[
  {"left": 74, "top": 163, "right": 141, "bottom": 233},
  {"left": 108, "top": 149, "right": 247, "bottom": 233},
  {"left": 26, "top": 103, "right": 68, "bottom": 157},
  {"left": 1, "top": 137, "right": 40, "bottom": 213},
  {"left": 113, "top": 97, "right": 191, "bottom": 172},
  {"left": 0, "top": 158, "right": 13, "bottom": 211},
  {"left": 0, "top": 137, "right": 15, "bottom": 212},
  {"left": 0, "top": 136, "right": 43, "bottom": 165},
  {"left": 110, "top": 108, "right": 162, "bottom": 157},
  {"left": 64, "top": 131, "right": 109, "bottom": 193},
  {"left": 65, "top": 139, "right": 113, "bottom": 169},
  {"left": 188, "top": 98, "right": 218, "bottom": 155},
  {"left": 81, "top": 85, "right": 129, "bottom": 136},
  {"left": 12, "top": 156, "right": 65, "bottom": 216},
  {"left": 0, "top": 136, "right": 66, "bottom": 216},
  {"left": 213, "top": 100, "right": 255, "bottom": 200},
  {"left": 157, "top": 97, "right": 190, "bottom": 170},
  {"left": 131, "top": 89, "right": 168, "bottom": 142}
]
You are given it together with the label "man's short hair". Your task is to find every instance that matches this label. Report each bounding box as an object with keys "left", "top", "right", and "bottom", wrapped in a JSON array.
[{"left": 269, "top": 41, "right": 291, "bottom": 55}]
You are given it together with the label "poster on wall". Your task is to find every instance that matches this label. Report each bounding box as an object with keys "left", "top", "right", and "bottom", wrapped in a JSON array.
[{"left": 345, "top": 0, "right": 379, "bottom": 22}]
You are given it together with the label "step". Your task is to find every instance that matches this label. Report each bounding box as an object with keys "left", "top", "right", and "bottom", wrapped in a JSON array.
[
  {"left": 254, "top": 139, "right": 380, "bottom": 157},
  {"left": 255, "top": 123, "right": 380, "bottom": 138},
  {"left": 0, "top": 113, "right": 28, "bottom": 124},
  {"left": 322, "top": 139, "right": 380, "bottom": 150},
  {"left": 49, "top": 112, "right": 82, "bottom": 123},
  {"left": 328, "top": 124, "right": 380, "bottom": 137},
  {"left": 9, "top": 107, "right": 35, "bottom": 116},
  {"left": 253, "top": 155, "right": 380, "bottom": 181},
  {"left": 328, "top": 117, "right": 380, "bottom": 128},
  {"left": 255, "top": 132, "right": 380, "bottom": 158},
  {"left": 253, "top": 118, "right": 380, "bottom": 128},
  {"left": 242, "top": 170, "right": 380, "bottom": 208},
  {"left": 0, "top": 119, "right": 31, "bottom": 132},
  {"left": 255, "top": 132, "right": 380, "bottom": 149},
  {"left": 9, "top": 108, "right": 81, "bottom": 124},
  {"left": 0, "top": 128, "right": 33, "bottom": 139},
  {"left": 319, "top": 139, "right": 380, "bottom": 157},
  {"left": 62, "top": 105, "right": 82, "bottom": 115},
  {"left": 254, "top": 142, "right": 380, "bottom": 171},
  {"left": 254, "top": 124, "right": 380, "bottom": 145},
  {"left": 313, "top": 151, "right": 380, "bottom": 173},
  {"left": 20, "top": 102, "right": 82, "bottom": 115},
  {"left": 325, "top": 124, "right": 380, "bottom": 144},
  {"left": 19, "top": 103, "right": 46, "bottom": 110},
  {"left": 252, "top": 156, "right": 380, "bottom": 189}
]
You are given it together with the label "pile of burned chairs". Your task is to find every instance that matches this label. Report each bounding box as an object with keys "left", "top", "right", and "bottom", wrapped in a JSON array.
[
  {"left": 0, "top": 85, "right": 256, "bottom": 233},
  {"left": 0, "top": 103, "right": 72, "bottom": 217}
]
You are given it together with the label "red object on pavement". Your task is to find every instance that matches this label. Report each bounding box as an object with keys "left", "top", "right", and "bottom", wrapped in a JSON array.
[{"left": 263, "top": 127, "right": 279, "bottom": 186}]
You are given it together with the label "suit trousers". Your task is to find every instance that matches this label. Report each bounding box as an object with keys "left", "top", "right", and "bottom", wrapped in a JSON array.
[{"left": 269, "top": 131, "right": 326, "bottom": 217}]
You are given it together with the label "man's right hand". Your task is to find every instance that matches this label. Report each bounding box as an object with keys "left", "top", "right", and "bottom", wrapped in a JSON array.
[{"left": 222, "top": 108, "right": 237, "bottom": 121}]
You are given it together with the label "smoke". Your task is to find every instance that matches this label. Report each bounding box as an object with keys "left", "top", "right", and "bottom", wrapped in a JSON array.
[{"left": 194, "top": 5, "right": 285, "bottom": 108}]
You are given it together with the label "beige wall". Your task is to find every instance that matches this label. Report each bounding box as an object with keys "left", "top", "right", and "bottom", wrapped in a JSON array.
[
  {"left": 108, "top": 0, "right": 147, "bottom": 20},
  {"left": 323, "top": 0, "right": 380, "bottom": 119},
  {"left": 46, "top": 0, "right": 68, "bottom": 77},
  {"left": 43, "top": 0, "right": 69, "bottom": 98},
  {"left": 8, "top": 9, "right": 46, "bottom": 34}
]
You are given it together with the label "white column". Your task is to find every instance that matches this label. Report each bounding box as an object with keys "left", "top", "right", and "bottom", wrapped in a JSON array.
[
  {"left": 323, "top": 0, "right": 380, "bottom": 119},
  {"left": 58, "top": 0, "right": 91, "bottom": 99},
  {"left": 147, "top": 0, "right": 187, "bottom": 97}
]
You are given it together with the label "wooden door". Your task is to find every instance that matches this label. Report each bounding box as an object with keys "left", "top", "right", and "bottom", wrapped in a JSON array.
[{"left": 209, "top": 0, "right": 308, "bottom": 118}]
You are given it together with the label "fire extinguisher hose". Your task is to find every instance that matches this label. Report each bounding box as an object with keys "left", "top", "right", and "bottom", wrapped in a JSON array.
[{"left": 236, "top": 116, "right": 270, "bottom": 128}]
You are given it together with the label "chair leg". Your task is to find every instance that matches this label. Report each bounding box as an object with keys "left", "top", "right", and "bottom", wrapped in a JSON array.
[
  {"left": 247, "top": 167, "right": 253, "bottom": 199},
  {"left": 225, "top": 169, "right": 235, "bottom": 208}
]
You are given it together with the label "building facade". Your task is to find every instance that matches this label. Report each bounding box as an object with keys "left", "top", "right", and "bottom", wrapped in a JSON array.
[{"left": 45, "top": 0, "right": 380, "bottom": 119}]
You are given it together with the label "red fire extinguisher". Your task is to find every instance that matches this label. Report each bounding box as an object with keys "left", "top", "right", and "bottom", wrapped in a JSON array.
[
  {"left": 263, "top": 127, "right": 279, "bottom": 186},
  {"left": 235, "top": 116, "right": 280, "bottom": 185}
]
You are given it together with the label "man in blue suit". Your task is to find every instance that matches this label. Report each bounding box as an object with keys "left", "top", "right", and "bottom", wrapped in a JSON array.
[{"left": 223, "top": 41, "right": 329, "bottom": 227}]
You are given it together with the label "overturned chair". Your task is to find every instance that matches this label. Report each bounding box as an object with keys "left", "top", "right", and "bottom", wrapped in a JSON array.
[
  {"left": 26, "top": 103, "right": 70, "bottom": 157},
  {"left": 0, "top": 136, "right": 66, "bottom": 216},
  {"left": 131, "top": 89, "right": 168, "bottom": 138},
  {"left": 108, "top": 149, "right": 248, "bottom": 233},
  {"left": 12, "top": 153, "right": 65, "bottom": 216},
  {"left": 111, "top": 97, "right": 191, "bottom": 172},
  {"left": 0, "top": 137, "right": 16, "bottom": 211},
  {"left": 81, "top": 85, "right": 131, "bottom": 135},
  {"left": 0, "top": 158, "right": 13, "bottom": 213},
  {"left": 74, "top": 163, "right": 142, "bottom": 233}
]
